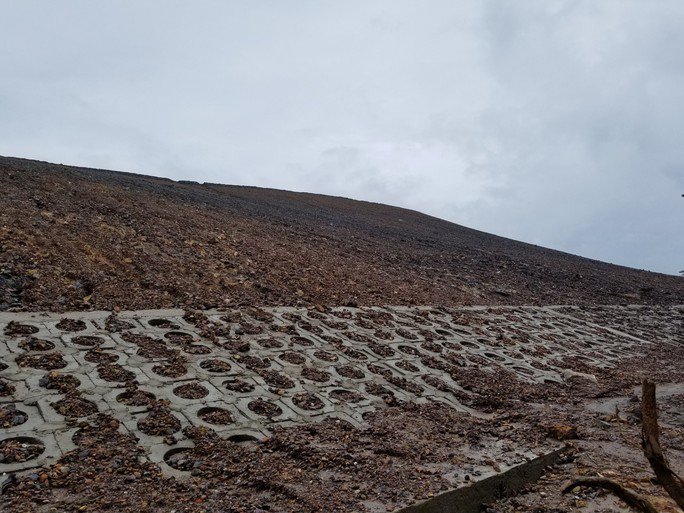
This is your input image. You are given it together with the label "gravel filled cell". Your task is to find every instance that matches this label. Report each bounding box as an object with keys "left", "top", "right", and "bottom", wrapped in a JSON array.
[
  {"left": 198, "top": 407, "right": 234, "bottom": 425},
  {"left": 0, "top": 437, "right": 45, "bottom": 463},
  {"left": 247, "top": 399, "right": 282, "bottom": 418}
]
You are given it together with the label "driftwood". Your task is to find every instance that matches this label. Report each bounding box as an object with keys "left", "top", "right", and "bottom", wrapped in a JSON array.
[
  {"left": 641, "top": 380, "right": 684, "bottom": 509},
  {"left": 562, "top": 477, "right": 659, "bottom": 513},
  {"left": 563, "top": 380, "right": 684, "bottom": 512}
]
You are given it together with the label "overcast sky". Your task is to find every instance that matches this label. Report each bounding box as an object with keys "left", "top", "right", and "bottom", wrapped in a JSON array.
[{"left": 1, "top": 1, "right": 683, "bottom": 275}]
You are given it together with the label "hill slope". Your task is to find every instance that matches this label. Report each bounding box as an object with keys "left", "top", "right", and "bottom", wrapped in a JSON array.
[{"left": 1, "top": 155, "right": 682, "bottom": 311}]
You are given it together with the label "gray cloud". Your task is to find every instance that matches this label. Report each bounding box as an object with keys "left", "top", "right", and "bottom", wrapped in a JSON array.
[{"left": 1, "top": 1, "right": 682, "bottom": 274}]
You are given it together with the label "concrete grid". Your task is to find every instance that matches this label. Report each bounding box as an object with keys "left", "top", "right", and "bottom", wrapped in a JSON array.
[{"left": 0, "top": 304, "right": 679, "bottom": 477}]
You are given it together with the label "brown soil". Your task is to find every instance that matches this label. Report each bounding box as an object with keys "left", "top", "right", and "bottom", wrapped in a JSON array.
[
  {"left": 329, "top": 389, "right": 365, "bottom": 403},
  {"left": 335, "top": 364, "right": 365, "bottom": 379},
  {"left": 152, "top": 359, "right": 187, "bottom": 378}
]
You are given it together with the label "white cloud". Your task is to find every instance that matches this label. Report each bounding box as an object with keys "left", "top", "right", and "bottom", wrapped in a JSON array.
[{"left": 0, "top": 1, "right": 682, "bottom": 273}]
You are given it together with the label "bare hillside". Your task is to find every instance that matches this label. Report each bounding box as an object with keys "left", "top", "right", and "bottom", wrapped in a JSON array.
[{"left": 1, "top": 155, "right": 682, "bottom": 311}]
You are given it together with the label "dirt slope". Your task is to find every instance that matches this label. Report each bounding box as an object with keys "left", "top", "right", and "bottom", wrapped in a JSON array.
[{"left": 1, "top": 155, "right": 682, "bottom": 311}]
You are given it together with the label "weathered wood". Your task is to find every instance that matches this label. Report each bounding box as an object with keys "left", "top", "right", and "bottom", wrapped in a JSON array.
[
  {"left": 641, "top": 380, "right": 684, "bottom": 509},
  {"left": 563, "top": 477, "right": 658, "bottom": 513}
]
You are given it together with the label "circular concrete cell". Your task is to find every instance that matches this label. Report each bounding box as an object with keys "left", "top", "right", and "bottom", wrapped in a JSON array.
[
  {"left": 52, "top": 396, "right": 98, "bottom": 418},
  {"left": 222, "top": 378, "right": 255, "bottom": 393},
  {"left": 116, "top": 390, "right": 156, "bottom": 406},
  {"left": 84, "top": 349, "right": 119, "bottom": 364},
  {"left": 329, "top": 389, "right": 365, "bottom": 404},
  {"left": 0, "top": 380, "right": 15, "bottom": 397},
  {"left": 292, "top": 392, "right": 324, "bottom": 411},
  {"left": 55, "top": 319, "right": 87, "bottom": 332},
  {"left": 197, "top": 407, "right": 234, "bottom": 425},
  {"left": 164, "top": 448, "right": 195, "bottom": 471},
  {"left": 39, "top": 373, "right": 80, "bottom": 392},
  {"left": 279, "top": 352, "right": 306, "bottom": 365},
  {"left": 247, "top": 399, "right": 282, "bottom": 418},
  {"left": 164, "top": 331, "right": 194, "bottom": 344},
  {"left": 0, "top": 436, "right": 45, "bottom": 463},
  {"left": 173, "top": 383, "right": 209, "bottom": 399},
  {"left": 4, "top": 322, "right": 39, "bottom": 336},
  {"left": 257, "top": 338, "right": 283, "bottom": 349},
  {"left": 0, "top": 405, "right": 28, "bottom": 428},
  {"left": 70, "top": 336, "right": 104, "bottom": 347},
  {"left": 228, "top": 433, "right": 258, "bottom": 443},
  {"left": 199, "top": 359, "right": 231, "bottom": 373},
  {"left": 18, "top": 338, "right": 55, "bottom": 351},
  {"left": 16, "top": 352, "right": 67, "bottom": 370},
  {"left": 290, "top": 336, "right": 314, "bottom": 347},
  {"left": 148, "top": 318, "right": 179, "bottom": 329},
  {"left": 182, "top": 344, "right": 212, "bottom": 355}
]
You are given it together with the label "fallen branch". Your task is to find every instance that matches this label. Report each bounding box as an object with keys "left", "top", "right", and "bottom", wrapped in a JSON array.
[
  {"left": 641, "top": 379, "right": 684, "bottom": 508},
  {"left": 562, "top": 477, "right": 658, "bottom": 513}
]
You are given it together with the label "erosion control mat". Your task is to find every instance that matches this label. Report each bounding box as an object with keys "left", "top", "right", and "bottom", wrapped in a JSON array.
[{"left": 0, "top": 304, "right": 682, "bottom": 511}]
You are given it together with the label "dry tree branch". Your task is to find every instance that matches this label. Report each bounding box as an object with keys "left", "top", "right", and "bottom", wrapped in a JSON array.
[
  {"left": 562, "top": 477, "right": 659, "bottom": 513},
  {"left": 641, "top": 379, "right": 684, "bottom": 509}
]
